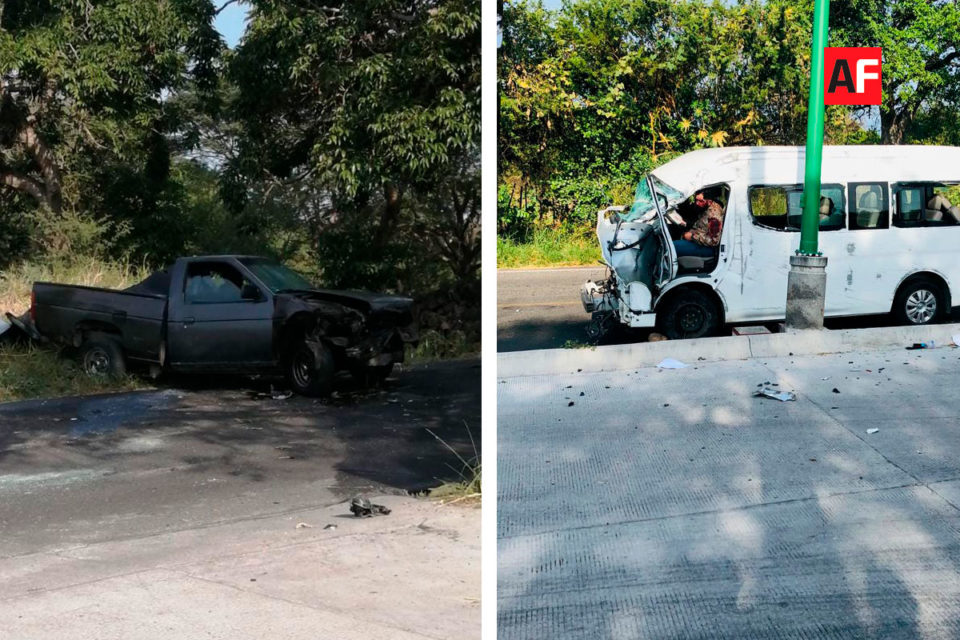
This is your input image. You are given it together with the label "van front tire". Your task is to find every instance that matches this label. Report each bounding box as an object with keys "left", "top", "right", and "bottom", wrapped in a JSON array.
[
  {"left": 79, "top": 335, "right": 127, "bottom": 378},
  {"left": 656, "top": 289, "right": 721, "bottom": 340},
  {"left": 893, "top": 278, "right": 945, "bottom": 326}
]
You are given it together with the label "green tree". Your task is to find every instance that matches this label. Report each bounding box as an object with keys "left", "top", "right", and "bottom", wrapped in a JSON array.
[
  {"left": 832, "top": 0, "right": 960, "bottom": 143},
  {"left": 229, "top": 0, "right": 480, "bottom": 244},
  {"left": 0, "top": 0, "right": 222, "bottom": 249}
]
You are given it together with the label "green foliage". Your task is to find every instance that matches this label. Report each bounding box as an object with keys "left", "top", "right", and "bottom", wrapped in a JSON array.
[
  {"left": 230, "top": 0, "right": 480, "bottom": 198},
  {"left": 498, "top": 0, "right": 960, "bottom": 252},
  {"left": 832, "top": 0, "right": 960, "bottom": 143}
]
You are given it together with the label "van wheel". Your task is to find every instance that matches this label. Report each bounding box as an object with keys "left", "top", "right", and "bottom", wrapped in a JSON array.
[
  {"left": 656, "top": 289, "right": 720, "bottom": 340},
  {"left": 893, "top": 278, "right": 945, "bottom": 326},
  {"left": 79, "top": 335, "right": 127, "bottom": 378},
  {"left": 286, "top": 340, "right": 335, "bottom": 397}
]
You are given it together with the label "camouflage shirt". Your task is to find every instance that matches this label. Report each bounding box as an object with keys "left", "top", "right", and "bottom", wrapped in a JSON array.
[{"left": 689, "top": 200, "right": 724, "bottom": 247}]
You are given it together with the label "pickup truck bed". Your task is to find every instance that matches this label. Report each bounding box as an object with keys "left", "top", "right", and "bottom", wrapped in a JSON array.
[{"left": 33, "top": 282, "right": 167, "bottom": 363}]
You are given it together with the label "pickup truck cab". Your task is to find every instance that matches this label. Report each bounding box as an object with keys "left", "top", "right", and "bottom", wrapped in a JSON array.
[{"left": 30, "top": 255, "right": 418, "bottom": 396}]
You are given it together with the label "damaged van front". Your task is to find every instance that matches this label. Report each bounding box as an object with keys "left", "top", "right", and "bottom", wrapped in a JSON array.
[{"left": 582, "top": 172, "right": 690, "bottom": 338}]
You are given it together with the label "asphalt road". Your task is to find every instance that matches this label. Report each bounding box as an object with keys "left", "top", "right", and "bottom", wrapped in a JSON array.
[
  {"left": 498, "top": 345, "right": 960, "bottom": 638},
  {"left": 497, "top": 266, "right": 960, "bottom": 352},
  {"left": 497, "top": 266, "right": 605, "bottom": 352},
  {"left": 0, "top": 359, "right": 480, "bottom": 558}
]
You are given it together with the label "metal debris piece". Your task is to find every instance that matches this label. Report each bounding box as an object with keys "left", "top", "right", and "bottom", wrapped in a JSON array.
[
  {"left": 350, "top": 496, "right": 391, "bottom": 517},
  {"left": 754, "top": 386, "right": 796, "bottom": 402}
]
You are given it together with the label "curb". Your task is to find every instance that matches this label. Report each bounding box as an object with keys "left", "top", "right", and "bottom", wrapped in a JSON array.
[{"left": 497, "top": 322, "right": 960, "bottom": 378}]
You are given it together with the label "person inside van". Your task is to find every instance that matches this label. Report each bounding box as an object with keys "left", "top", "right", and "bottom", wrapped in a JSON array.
[{"left": 675, "top": 191, "right": 723, "bottom": 258}]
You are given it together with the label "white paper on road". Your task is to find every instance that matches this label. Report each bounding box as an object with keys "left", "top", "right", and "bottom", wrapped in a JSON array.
[
  {"left": 657, "top": 358, "right": 688, "bottom": 369},
  {"left": 866, "top": 428, "right": 879, "bottom": 434}
]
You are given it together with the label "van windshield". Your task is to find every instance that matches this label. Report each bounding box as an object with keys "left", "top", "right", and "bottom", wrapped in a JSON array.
[{"left": 622, "top": 174, "right": 685, "bottom": 222}]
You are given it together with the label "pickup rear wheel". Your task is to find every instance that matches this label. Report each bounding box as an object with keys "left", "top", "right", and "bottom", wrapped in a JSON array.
[
  {"left": 287, "top": 340, "right": 335, "bottom": 397},
  {"left": 79, "top": 336, "right": 127, "bottom": 378}
]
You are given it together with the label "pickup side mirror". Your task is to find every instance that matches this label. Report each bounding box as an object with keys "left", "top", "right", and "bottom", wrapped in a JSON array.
[{"left": 241, "top": 283, "right": 262, "bottom": 301}]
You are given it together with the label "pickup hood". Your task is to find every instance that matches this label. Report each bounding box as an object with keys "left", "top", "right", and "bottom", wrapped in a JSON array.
[{"left": 277, "top": 289, "right": 414, "bottom": 314}]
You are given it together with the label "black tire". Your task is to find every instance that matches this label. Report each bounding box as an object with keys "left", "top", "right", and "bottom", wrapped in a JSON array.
[
  {"left": 286, "top": 340, "right": 335, "bottom": 397},
  {"left": 893, "top": 277, "right": 945, "bottom": 326},
  {"left": 352, "top": 362, "right": 395, "bottom": 387},
  {"left": 78, "top": 335, "right": 127, "bottom": 378},
  {"left": 656, "top": 289, "right": 721, "bottom": 340}
]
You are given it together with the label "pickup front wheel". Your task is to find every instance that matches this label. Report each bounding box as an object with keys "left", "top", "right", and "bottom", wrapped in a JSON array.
[
  {"left": 287, "top": 340, "right": 335, "bottom": 397},
  {"left": 79, "top": 335, "right": 127, "bottom": 378}
]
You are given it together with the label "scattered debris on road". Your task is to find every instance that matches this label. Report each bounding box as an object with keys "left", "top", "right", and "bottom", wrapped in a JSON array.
[
  {"left": 324, "top": 524, "right": 337, "bottom": 530},
  {"left": 866, "top": 428, "right": 879, "bottom": 434},
  {"left": 296, "top": 522, "right": 313, "bottom": 529},
  {"left": 350, "top": 496, "right": 391, "bottom": 517},
  {"left": 657, "top": 358, "right": 688, "bottom": 369},
  {"left": 906, "top": 342, "right": 934, "bottom": 350},
  {"left": 832, "top": 388, "right": 841, "bottom": 393},
  {"left": 754, "top": 385, "right": 796, "bottom": 402}
]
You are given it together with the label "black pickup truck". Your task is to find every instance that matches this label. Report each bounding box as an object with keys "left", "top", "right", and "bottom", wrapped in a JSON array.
[{"left": 29, "top": 256, "right": 418, "bottom": 396}]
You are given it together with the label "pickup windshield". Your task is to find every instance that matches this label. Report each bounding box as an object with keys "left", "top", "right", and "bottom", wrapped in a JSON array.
[
  {"left": 238, "top": 258, "right": 317, "bottom": 293},
  {"left": 622, "top": 174, "right": 685, "bottom": 222}
]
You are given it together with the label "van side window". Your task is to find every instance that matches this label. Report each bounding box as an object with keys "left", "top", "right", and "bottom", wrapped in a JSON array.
[
  {"left": 749, "top": 184, "right": 845, "bottom": 231},
  {"left": 848, "top": 182, "right": 889, "bottom": 230},
  {"left": 894, "top": 183, "right": 960, "bottom": 227},
  {"left": 749, "top": 186, "right": 792, "bottom": 231}
]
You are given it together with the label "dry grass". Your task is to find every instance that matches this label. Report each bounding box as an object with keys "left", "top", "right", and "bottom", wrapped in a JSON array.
[
  {"left": 0, "top": 257, "right": 151, "bottom": 317},
  {"left": 0, "top": 258, "right": 152, "bottom": 404}
]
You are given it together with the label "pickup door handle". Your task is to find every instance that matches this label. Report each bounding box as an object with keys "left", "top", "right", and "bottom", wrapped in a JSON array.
[{"left": 182, "top": 317, "right": 195, "bottom": 326}]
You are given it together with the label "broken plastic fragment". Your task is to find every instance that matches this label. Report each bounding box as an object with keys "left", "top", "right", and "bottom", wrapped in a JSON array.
[
  {"left": 753, "top": 386, "right": 796, "bottom": 402},
  {"left": 657, "top": 358, "right": 688, "bottom": 369}
]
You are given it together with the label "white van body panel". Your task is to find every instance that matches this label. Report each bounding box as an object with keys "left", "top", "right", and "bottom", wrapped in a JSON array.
[{"left": 595, "top": 145, "right": 960, "bottom": 328}]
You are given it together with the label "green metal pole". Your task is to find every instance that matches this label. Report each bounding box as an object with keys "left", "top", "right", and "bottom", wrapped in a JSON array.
[{"left": 798, "top": 0, "right": 830, "bottom": 256}]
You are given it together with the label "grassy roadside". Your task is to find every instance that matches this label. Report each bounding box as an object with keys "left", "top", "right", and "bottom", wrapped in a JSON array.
[
  {"left": 0, "top": 345, "right": 146, "bottom": 404},
  {"left": 1, "top": 259, "right": 154, "bottom": 403},
  {"left": 497, "top": 227, "right": 601, "bottom": 268}
]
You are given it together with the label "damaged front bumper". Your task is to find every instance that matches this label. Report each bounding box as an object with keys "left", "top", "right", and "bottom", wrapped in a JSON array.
[
  {"left": 344, "top": 324, "right": 418, "bottom": 367},
  {"left": 580, "top": 278, "right": 657, "bottom": 329}
]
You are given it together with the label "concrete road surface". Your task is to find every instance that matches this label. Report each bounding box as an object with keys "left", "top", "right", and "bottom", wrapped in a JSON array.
[
  {"left": 0, "top": 360, "right": 480, "bottom": 639},
  {"left": 498, "top": 346, "right": 960, "bottom": 638},
  {"left": 497, "top": 266, "right": 604, "bottom": 352}
]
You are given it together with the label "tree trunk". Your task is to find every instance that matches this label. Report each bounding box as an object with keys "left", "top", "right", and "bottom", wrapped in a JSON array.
[
  {"left": 880, "top": 104, "right": 909, "bottom": 145},
  {"left": 377, "top": 183, "right": 402, "bottom": 245}
]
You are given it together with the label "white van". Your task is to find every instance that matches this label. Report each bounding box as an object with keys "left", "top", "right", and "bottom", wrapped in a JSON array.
[{"left": 581, "top": 145, "right": 960, "bottom": 340}]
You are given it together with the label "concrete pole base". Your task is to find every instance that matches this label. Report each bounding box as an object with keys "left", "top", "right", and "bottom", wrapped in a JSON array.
[{"left": 785, "top": 254, "right": 828, "bottom": 331}]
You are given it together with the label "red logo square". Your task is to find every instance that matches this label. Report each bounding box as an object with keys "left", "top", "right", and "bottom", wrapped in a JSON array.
[{"left": 824, "top": 47, "right": 882, "bottom": 105}]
